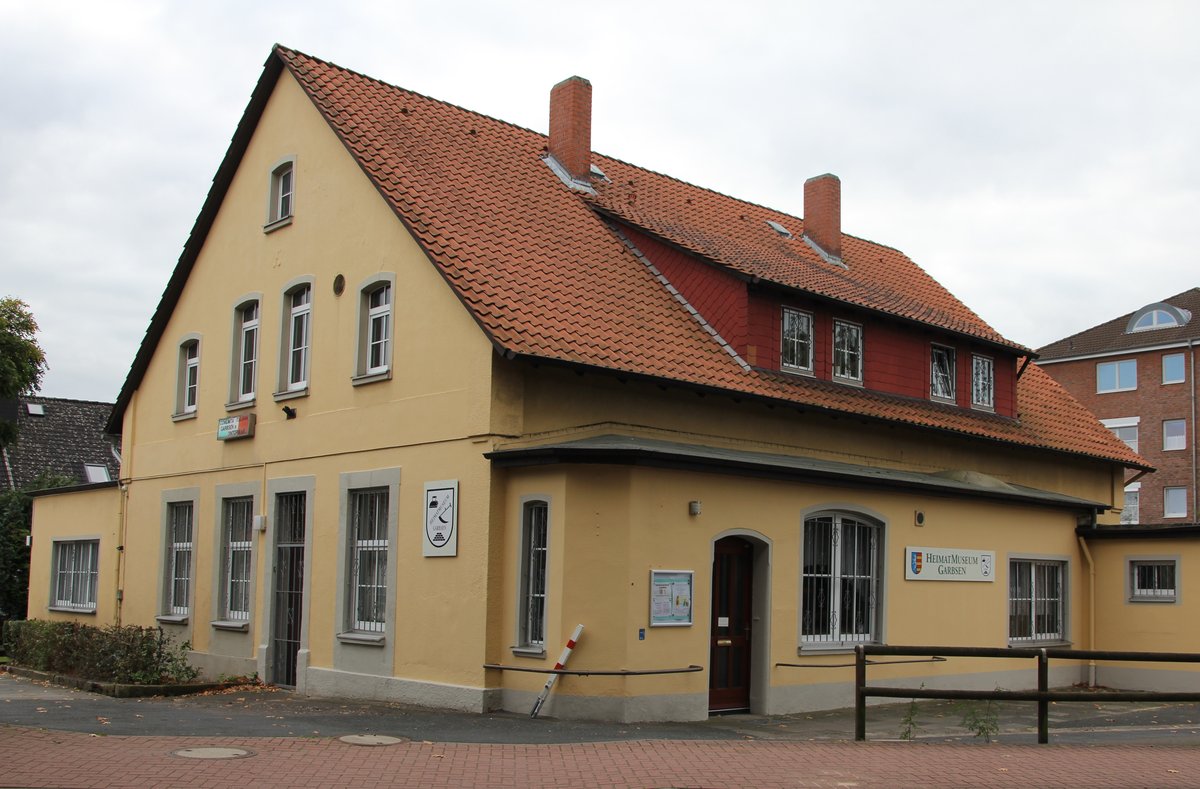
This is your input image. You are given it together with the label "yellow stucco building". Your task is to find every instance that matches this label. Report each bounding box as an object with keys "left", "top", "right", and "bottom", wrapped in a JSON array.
[{"left": 29, "top": 47, "right": 1171, "bottom": 722}]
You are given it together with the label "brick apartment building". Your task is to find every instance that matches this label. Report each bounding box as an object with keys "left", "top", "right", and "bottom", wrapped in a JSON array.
[{"left": 1037, "top": 288, "right": 1199, "bottom": 524}]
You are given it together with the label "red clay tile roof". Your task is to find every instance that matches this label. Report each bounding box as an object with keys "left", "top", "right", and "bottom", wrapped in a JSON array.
[
  {"left": 108, "top": 46, "right": 1145, "bottom": 471},
  {"left": 1037, "top": 288, "right": 1200, "bottom": 360}
]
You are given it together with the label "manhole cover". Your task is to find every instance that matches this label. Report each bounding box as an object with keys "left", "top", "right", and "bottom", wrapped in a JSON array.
[
  {"left": 172, "top": 747, "right": 255, "bottom": 760},
  {"left": 339, "top": 734, "right": 407, "bottom": 746}
]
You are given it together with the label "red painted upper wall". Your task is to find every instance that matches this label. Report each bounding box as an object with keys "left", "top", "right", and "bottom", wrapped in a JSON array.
[{"left": 628, "top": 225, "right": 1018, "bottom": 419}]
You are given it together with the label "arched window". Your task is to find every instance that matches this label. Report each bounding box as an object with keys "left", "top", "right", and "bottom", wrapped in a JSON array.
[
  {"left": 801, "top": 512, "right": 882, "bottom": 647},
  {"left": 1126, "top": 302, "right": 1191, "bottom": 333}
]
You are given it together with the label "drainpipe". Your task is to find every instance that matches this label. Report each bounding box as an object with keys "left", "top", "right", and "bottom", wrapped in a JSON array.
[
  {"left": 116, "top": 482, "right": 128, "bottom": 627},
  {"left": 1077, "top": 519, "right": 1097, "bottom": 688},
  {"left": 1190, "top": 339, "right": 1196, "bottom": 523}
]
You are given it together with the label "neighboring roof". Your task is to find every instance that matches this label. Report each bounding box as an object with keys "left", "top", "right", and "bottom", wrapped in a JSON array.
[
  {"left": 1078, "top": 523, "right": 1200, "bottom": 539},
  {"left": 1, "top": 397, "right": 120, "bottom": 492},
  {"left": 487, "top": 434, "right": 1109, "bottom": 511},
  {"left": 1038, "top": 288, "right": 1200, "bottom": 361},
  {"left": 105, "top": 46, "right": 1145, "bottom": 471}
]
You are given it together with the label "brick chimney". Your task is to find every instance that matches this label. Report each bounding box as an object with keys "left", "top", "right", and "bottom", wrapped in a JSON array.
[
  {"left": 803, "top": 174, "right": 841, "bottom": 261},
  {"left": 548, "top": 76, "right": 592, "bottom": 182}
]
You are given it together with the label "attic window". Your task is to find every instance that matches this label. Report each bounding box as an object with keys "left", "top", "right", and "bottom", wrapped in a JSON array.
[
  {"left": 766, "top": 220, "right": 794, "bottom": 239},
  {"left": 1126, "top": 303, "right": 1191, "bottom": 333},
  {"left": 26, "top": 403, "right": 45, "bottom": 416},
  {"left": 84, "top": 464, "right": 111, "bottom": 483}
]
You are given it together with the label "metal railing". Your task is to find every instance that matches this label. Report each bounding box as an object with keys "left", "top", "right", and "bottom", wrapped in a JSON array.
[{"left": 855, "top": 644, "right": 1200, "bottom": 743}]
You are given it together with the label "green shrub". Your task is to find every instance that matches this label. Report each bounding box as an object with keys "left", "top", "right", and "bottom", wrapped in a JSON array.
[{"left": 2, "top": 620, "right": 197, "bottom": 684}]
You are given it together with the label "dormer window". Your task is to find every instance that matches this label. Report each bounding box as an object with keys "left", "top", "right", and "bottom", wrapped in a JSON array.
[
  {"left": 832, "top": 320, "right": 862, "bottom": 383},
  {"left": 266, "top": 158, "right": 295, "bottom": 230},
  {"left": 930, "top": 345, "right": 956, "bottom": 402},
  {"left": 1126, "top": 302, "right": 1191, "bottom": 333},
  {"left": 781, "top": 307, "right": 813, "bottom": 373},
  {"left": 971, "top": 354, "right": 994, "bottom": 409}
]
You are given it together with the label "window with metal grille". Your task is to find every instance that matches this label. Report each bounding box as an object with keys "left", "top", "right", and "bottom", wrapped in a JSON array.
[
  {"left": 1130, "top": 560, "right": 1176, "bottom": 602},
  {"left": 222, "top": 497, "right": 254, "bottom": 621},
  {"left": 972, "top": 354, "right": 994, "bottom": 408},
  {"left": 781, "top": 307, "right": 813, "bottom": 373},
  {"left": 518, "top": 500, "right": 549, "bottom": 648},
  {"left": 52, "top": 540, "right": 98, "bottom": 611},
  {"left": 1009, "top": 559, "right": 1065, "bottom": 643},
  {"left": 801, "top": 513, "right": 880, "bottom": 646},
  {"left": 349, "top": 488, "right": 388, "bottom": 632},
  {"left": 930, "top": 345, "right": 955, "bottom": 401},
  {"left": 832, "top": 320, "right": 863, "bottom": 382},
  {"left": 167, "top": 502, "right": 193, "bottom": 615}
]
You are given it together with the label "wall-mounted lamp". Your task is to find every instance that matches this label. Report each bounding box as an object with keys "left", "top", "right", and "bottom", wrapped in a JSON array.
[
  {"left": 282, "top": 405, "right": 298, "bottom": 420},
  {"left": 688, "top": 500, "right": 702, "bottom": 517}
]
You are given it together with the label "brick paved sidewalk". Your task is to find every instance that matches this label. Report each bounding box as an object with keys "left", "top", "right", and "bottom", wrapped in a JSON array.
[{"left": 2, "top": 725, "right": 1199, "bottom": 788}]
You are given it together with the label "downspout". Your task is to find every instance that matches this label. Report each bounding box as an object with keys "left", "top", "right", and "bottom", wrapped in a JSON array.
[
  {"left": 1190, "top": 339, "right": 1196, "bottom": 523},
  {"left": 1076, "top": 521, "right": 1097, "bottom": 688},
  {"left": 116, "top": 482, "right": 128, "bottom": 627}
]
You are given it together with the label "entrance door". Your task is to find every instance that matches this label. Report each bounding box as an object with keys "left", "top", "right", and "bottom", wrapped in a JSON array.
[
  {"left": 709, "top": 536, "right": 754, "bottom": 712},
  {"left": 271, "top": 492, "right": 306, "bottom": 687}
]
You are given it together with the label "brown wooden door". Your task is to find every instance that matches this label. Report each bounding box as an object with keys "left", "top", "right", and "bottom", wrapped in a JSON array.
[{"left": 709, "top": 536, "right": 754, "bottom": 712}]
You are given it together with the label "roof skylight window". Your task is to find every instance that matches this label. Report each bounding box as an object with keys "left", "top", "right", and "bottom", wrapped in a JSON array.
[
  {"left": 1126, "top": 303, "right": 1191, "bottom": 333},
  {"left": 766, "top": 220, "right": 793, "bottom": 239},
  {"left": 26, "top": 403, "right": 45, "bottom": 416}
]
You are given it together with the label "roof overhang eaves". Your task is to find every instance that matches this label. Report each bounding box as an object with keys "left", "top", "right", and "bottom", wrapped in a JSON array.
[
  {"left": 502, "top": 350, "right": 1148, "bottom": 473},
  {"left": 1077, "top": 524, "right": 1200, "bottom": 539},
  {"left": 106, "top": 49, "right": 289, "bottom": 435},
  {"left": 486, "top": 434, "right": 1107, "bottom": 512},
  {"left": 28, "top": 480, "right": 121, "bottom": 499}
]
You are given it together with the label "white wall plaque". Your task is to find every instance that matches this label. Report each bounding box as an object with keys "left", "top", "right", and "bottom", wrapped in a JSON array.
[
  {"left": 423, "top": 480, "right": 458, "bottom": 557},
  {"left": 905, "top": 546, "right": 995, "bottom": 582}
]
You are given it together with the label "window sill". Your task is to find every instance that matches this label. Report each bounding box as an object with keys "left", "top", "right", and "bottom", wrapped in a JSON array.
[
  {"left": 211, "top": 620, "right": 250, "bottom": 632},
  {"left": 510, "top": 646, "right": 547, "bottom": 658},
  {"left": 48, "top": 605, "right": 96, "bottom": 614},
  {"left": 779, "top": 365, "right": 815, "bottom": 377},
  {"left": 273, "top": 388, "right": 308, "bottom": 402},
  {"left": 1008, "top": 639, "right": 1072, "bottom": 648},
  {"left": 797, "top": 643, "right": 871, "bottom": 655},
  {"left": 156, "top": 614, "right": 189, "bottom": 625},
  {"left": 930, "top": 395, "right": 956, "bottom": 405},
  {"left": 351, "top": 369, "right": 392, "bottom": 387},
  {"left": 224, "top": 399, "right": 256, "bottom": 412},
  {"left": 970, "top": 403, "right": 996, "bottom": 413},
  {"left": 1130, "top": 596, "right": 1177, "bottom": 604},
  {"left": 263, "top": 215, "right": 293, "bottom": 234},
  {"left": 337, "top": 631, "right": 386, "bottom": 646},
  {"left": 171, "top": 411, "right": 198, "bottom": 422},
  {"left": 832, "top": 377, "right": 864, "bottom": 388}
]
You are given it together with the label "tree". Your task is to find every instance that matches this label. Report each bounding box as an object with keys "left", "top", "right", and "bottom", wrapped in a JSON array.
[{"left": 0, "top": 297, "right": 48, "bottom": 447}]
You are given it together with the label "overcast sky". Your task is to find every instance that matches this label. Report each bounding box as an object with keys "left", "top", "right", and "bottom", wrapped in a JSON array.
[{"left": 2, "top": 0, "right": 1197, "bottom": 401}]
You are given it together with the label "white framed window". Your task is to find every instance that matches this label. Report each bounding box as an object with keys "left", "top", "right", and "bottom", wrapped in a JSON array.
[
  {"left": 348, "top": 488, "right": 389, "bottom": 632},
  {"left": 1101, "top": 417, "right": 1140, "bottom": 453},
  {"left": 802, "top": 513, "right": 881, "bottom": 647},
  {"left": 518, "top": 499, "right": 549, "bottom": 650},
  {"left": 781, "top": 307, "right": 813, "bottom": 373},
  {"left": 832, "top": 320, "right": 863, "bottom": 383},
  {"left": 284, "top": 284, "right": 312, "bottom": 393},
  {"left": 166, "top": 501, "right": 193, "bottom": 616},
  {"left": 1165, "top": 487, "right": 1188, "bottom": 519},
  {"left": 83, "top": 463, "right": 111, "bottom": 483},
  {"left": 1164, "top": 419, "right": 1187, "bottom": 451},
  {"left": 354, "top": 279, "right": 394, "bottom": 381},
  {"left": 930, "top": 345, "right": 956, "bottom": 401},
  {"left": 971, "top": 354, "right": 994, "bottom": 409},
  {"left": 51, "top": 539, "right": 99, "bottom": 612},
  {"left": 175, "top": 338, "right": 200, "bottom": 417},
  {"left": 1163, "top": 353, "right": 1186, "bottom": 385},
  {"left": 1129, "top": 559, "right": 1177, "bottom": 603},
  {"left": 1130, "top": 308, "right": 1182, "bottom": 331},
  {"left": 1097, "top": 359, "right": 1136, "bottom": 393},
  {"left": 1121, "top": 483, "right": 1140, "bottom": 525},
  {"left": 221, "top": 497, "right": 254, "bottom": 622},
  {"left": 1009, "top": 558, "right": 1065, "bottom": 643},
  {"left": 266, "top": 159, "right": 295, "bottom": 227},
  {"left": 234, "top": 300, "right": 259, "bottom": 403}
]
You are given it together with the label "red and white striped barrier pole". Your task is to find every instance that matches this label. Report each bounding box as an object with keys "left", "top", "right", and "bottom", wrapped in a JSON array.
[{"left": 530, "top": 623, "right": 584, "bottom": 718}]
